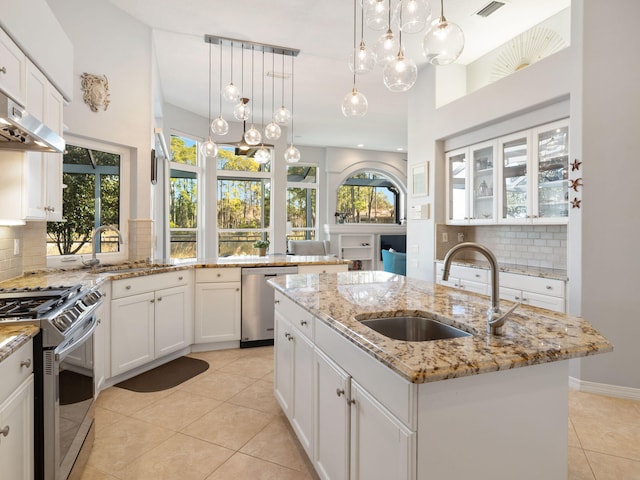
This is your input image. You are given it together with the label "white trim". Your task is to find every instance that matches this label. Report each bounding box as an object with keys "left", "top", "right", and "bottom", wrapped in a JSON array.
[{"left": 569, "top": 376, "right": 640, "bottom": 401}]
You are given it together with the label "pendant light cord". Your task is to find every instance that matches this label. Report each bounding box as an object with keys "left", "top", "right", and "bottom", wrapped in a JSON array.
[
  {"left": 261, "top": 50, "right": 265, "bottom": 132},
  {"left": 352, "top": 0, "right": 357, "bottom": 88},
  {"left": 207, "top": 42, "right": 212, "bottom": 131},
  {"left": 218, "top": 43, "right": 223, "bottom": 115},
  {"left": 281, "top": 54, "right": 285, "bottom": 107},
  {"left": 251, "top": 46, "right": 255, "bottom": 123},
  {"left": 271, "top": 52, "right": 276, "bottom": 120},
  {"left": 290, "top": 54, "right": 295, "bottom": 141}
]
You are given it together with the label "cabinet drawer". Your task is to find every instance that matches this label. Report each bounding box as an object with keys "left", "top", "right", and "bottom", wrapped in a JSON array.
[
  {"left": 501, "top": 272, "right": 565, "bottom": 298},
  {"left": 275, "top": 292, "right": 314, "bottom": 340},
  {"left": 195, "top": 267, "right": 241, "bottom": 283},
  {"left": 112, "top": 270, "right": 190, "bottom": 298},
  {"left": 0, "top": 340, "right": 33, "bottom": 401},
  {"left": 435, "top": 262, "right": 487, "bottom": 283},
  {"left": 297, "top": 264, "right": 348, "bottom": 274}
]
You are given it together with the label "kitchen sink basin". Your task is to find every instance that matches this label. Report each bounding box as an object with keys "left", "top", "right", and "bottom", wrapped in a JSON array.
[{"left": 357, "top": 314, "right": 472, "bottom": 342}]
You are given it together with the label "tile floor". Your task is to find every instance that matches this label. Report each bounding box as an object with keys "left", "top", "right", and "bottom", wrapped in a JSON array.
[{"left": 80, "top": 347, "right": 640, "bottom": 480}]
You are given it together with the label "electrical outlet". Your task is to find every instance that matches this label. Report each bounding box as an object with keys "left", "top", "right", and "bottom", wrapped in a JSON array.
[
  {"left": 442, "top": 232, "right": 448, "bottom": 242},
  {"left": 13, "top": 239, "right": 20, "bottom": 255},
  {"left": 458, "top": 233, "right": 464, "bottom": 242}
]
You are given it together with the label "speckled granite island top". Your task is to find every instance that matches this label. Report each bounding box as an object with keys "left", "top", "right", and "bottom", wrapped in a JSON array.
[{"left": 269, "top": 271, "right": 612, "bottom": 384}]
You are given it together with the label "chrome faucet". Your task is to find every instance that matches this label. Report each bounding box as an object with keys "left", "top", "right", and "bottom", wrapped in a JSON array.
[
  {"left": 84, "top": 225, "right": 124, "bottom": 268},
  {"left": 442, "top": 242, "right": 519, "bottom": 336}
]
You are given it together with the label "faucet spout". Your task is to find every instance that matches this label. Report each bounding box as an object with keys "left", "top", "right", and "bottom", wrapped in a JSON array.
[
  {"left": 442, "top": 242, "right": 516, "bottom": 336},
  {"left": 84, "top": 225, "right": 124, "bottom": 268}
]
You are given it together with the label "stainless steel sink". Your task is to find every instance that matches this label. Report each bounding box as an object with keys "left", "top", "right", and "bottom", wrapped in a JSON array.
[{"left": 357, "top": 314, "right": 472, "bottom": 342}]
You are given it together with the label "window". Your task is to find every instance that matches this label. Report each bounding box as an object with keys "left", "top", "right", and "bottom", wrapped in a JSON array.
[
  {"left": 287, "top": 164, "right": 317, "bottom": 240},
  {"left": 216, "top": 145, "right": 272, "bottom": 256},
  {"left": 169, "top": 135, "right": 199, "bottom": 259},
  {"left": 336, "top": 171, "right": 401, "bottom": 224},
  {"left": 47, "top": 142, "right": 124, "bottom": 264}
]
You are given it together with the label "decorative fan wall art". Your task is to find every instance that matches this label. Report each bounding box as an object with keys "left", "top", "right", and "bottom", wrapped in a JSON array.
[{"left": 491, "top": 27, "right": 566, "bottom": 82}]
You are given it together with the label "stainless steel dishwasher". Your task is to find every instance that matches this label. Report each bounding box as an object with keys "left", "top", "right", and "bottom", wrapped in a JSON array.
[{"left": 241, "top": 266, "right": 298, "bottom": 347}]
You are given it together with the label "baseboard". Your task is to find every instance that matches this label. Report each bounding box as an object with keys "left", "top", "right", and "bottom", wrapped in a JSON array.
[{"left": 569, "top": 376, "right": 640, "bottom": 401}]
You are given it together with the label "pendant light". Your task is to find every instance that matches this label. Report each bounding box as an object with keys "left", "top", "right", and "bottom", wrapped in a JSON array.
[
  {"left": 364, "top": 0, "right": 388, "bottom": 30},
  {"left": 211, "top": 43, "right": 229, "bottom": 136},
  {"left": 422, "top": 0, "right": 465, "bottom": 66},
  {"left": 394, "top": 0, "right": 431, "bottom": 34},
  {"left": 201, "top": 42, "right": 218, "bottom": 158},
  {"left": 233, "top": 46, "right": 251, "bottom": 121},
  {"left": 264, "top": 51, "right": 282, "bottom": 141},
  {"left": 342, "top": 0, "right": 368, "bottom": 117},
  {"left": 284, "top": 53, "right": 300, "bottom": 163},
  {"left": 244, "top": 46, "right": 262, "bottom": 146},
  {"left": 349, "top": 1, "right": 375, "bottom": 74},
  {"left": 255, "top": 49, "right": 271, "bottom": 165},
  {"left": 274, "top": 53, "right": 291, "bottom": 125},
  {"left": 374, "top": 0, "right": 400, "bottom": 66},
  {"left": 222, "top": 42, "right": 240, "bottom": 103},
  {"left": 383, "top": 10, "right": 418, "bottom": 91}
]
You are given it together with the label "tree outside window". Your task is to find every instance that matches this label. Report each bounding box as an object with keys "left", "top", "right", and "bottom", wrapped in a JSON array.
[
  {"left": 287, "top": 165, "right": 317, "bottom": 240},
  {"left": 336, "top": 171, "right": 399, "bottom": 224},
  {"left": 169, "top": 135, "right": 199, "bottom": 259}
]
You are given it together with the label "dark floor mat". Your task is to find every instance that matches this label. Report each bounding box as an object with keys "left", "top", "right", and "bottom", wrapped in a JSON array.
[
  {"left": 114, "top": 356, "right": 209, "bottom": 392},
  {"left": 60, "top": 370, "right": 93, "bottom": 405}
]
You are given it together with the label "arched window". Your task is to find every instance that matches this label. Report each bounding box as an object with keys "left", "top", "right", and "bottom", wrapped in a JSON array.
[{"left": 336, "top": 171, "right": 403, "bottom": 224}]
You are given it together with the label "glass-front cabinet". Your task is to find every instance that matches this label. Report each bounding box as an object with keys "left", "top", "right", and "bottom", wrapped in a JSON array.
[
  {"left": 534, "top": 120, "right": 569, "bottom": 221},
  {"left": 499, "top": 132, "right": 530, "bottom": 223},
  {"left": 446, "top": 141, "right": 497, "bottom": 225}
]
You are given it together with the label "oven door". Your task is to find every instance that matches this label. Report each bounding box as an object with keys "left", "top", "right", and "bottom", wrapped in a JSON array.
[{"left": 43, "top": 312, "right": 98, "bottom": 480}]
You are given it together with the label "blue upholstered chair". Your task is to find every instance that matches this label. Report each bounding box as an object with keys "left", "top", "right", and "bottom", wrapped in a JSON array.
[{"left": 381, "top": 249, "right": 406, "bottom": 275}]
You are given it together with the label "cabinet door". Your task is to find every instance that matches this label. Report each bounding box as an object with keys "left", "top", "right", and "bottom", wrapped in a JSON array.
[
  {"left": 469, "top": 141, "right": 497, "bottom": 223},
  {"left": 274, "top": 313, "right": 293, "bottom": 416},
  {"left": 525, "top": 291, "right": 565, "bottom": 313},
  {"left": 93, "top": 295, "right": 108, "bottom": 392},
  {"left": 154, "top": 285, "right": 191, "bottom": 357},
  {"left": 111, "top": 292, "right": 155, "bottom": 376},
  {"left": 446, "top": 148, "right": 469, "bottom": 224},
  {"left": 43, "top": 86, "right": 64, "bottom": 221},
  {"left": 194, "top": 282, "right": 240, "bottom": 343},
  {"left": 350, "top": 381, "right": 415, "bottom": 480},
  {"left": 0, "top": 375, "right": 34, "bottom": 480},
  {"left": 499, "top": 131, "right": 531, "bottom": 223},
  {"left": 291, "top": 327, "right": 315, "bottom": 457},
  {"left": 533, "top": 120, "right": 569, "bottom": 223},
  {"left": 0, "top": 29, "right": 27, "bottom": 104},
  {"left": 314, "top": 350, "right": 350, "bottom": 480}
]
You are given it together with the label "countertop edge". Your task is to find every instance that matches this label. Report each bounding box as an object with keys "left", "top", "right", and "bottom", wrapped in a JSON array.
[{"left": 0, "top": 325, "right": 39, "bottom": 364}]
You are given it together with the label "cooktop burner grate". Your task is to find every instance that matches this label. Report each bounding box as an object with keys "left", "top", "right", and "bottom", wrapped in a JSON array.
[{"left": 0, "top": 285, "right": 83, "bottom": 319}]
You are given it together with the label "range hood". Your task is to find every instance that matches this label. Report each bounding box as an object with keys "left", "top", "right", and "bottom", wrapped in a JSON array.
[{"left": 0, "top": 90, "right": 65, "bottom": 153}]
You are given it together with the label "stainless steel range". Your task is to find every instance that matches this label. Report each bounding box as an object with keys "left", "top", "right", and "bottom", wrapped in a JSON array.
[{"left": 0, "top": 284, "right": 103, "bottom": 480}]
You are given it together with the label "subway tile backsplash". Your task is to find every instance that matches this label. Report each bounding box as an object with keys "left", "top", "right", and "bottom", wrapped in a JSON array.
[{"left": 436, "top": 224, "right": 567, "bottom": 270}]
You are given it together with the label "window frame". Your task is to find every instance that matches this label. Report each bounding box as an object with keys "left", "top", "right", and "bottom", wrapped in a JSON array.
[
  {"left": 286, "top": 163, "right": 318, "bottom": 241},
  {"left": 46, "top": 135, "right": 130, "bottom": 268}
]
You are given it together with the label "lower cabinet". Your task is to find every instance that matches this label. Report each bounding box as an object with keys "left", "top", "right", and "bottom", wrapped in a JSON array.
[{"left": 194, "top": 268, "right": 241, "bottom": 343}]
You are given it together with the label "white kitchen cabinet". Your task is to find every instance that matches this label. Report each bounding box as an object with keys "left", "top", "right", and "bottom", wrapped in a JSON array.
[
  {"left": 0, "top": 28, "right": 27, "bottom": 105},
  {"left": 297, "top": 264, "right": 348, "bottom": 274},
  {"left": 446, "top": 140, "right": 497, "bottom": 225},
  {"left": 194, "top": 268, "right": 241, "bottom": 344},
  {"left": 338, "top": 234, "right": 375, "bottom": 270},
  {"left": 435, "top": 262, "right": 488, "bottom": 296},
  {"left": 94, "top": 283, "right": 110, "bottom": 392},
  {"left": 0, "top": 340, "right": 34, "bottom": 480},
  {"left": 110, "top": 271, "right": 192, "bottom": 376}
]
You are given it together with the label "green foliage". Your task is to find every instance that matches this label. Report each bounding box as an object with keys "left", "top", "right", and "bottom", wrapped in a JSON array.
[
  {"left": 253, "top": 239, "right": 270, "bottom": 248},
  {"left": 170, "top": 136, "right": 197, "bottom": 165},
  {"left": 336, "top": 172, "right": 395, "bottom": 223}
]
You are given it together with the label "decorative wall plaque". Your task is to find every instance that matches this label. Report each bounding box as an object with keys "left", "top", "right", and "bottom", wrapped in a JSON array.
[{"left": 80, "top": 73, "right": 110, "bottom": 112}]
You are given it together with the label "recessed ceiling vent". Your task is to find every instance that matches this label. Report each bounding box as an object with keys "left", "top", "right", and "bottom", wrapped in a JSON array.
[{"left": 475, "top": 1, "right": 506, "bottom": 17}]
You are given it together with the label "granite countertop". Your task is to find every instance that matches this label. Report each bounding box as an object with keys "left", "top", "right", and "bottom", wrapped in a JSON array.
[
  {"left": 435, "top": 258, "right": 568, "bottom": 281},
  {"left": 0, "top": 325, "right": 39, "bottom": 363},
  {"left": 269, "top": 271, "right": 612, "bottom": 384}
]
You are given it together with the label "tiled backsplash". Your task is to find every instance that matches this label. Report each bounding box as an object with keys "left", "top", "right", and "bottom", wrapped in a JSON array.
[
  {"left": 0, "top": 226, "right": 23, "bottom": 282},
  {"left": 436, "top": 224, "right": 567, "bottom": 270}
]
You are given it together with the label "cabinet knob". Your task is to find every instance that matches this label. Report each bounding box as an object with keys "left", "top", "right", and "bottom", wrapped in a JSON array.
[
  {"left": 20, "top": 359, "right": 31, "bottom": 369},
  {"left": 522, "top": 297, "right": 528, "bottom": 302},
  {"left": 546, "top": 285, "right": 552, "bottom": 290},
  {"left": 125, "top": 285, "right": 131, "bottom": 290},
  {"left": 475, "top": 274, "right": 480, "bottom": 278},
  {"left": 217, "top": 273, "right": 221, "bottom": 277},
  {"left": 348, "top": 399, "right": 356, "bottom": 405},
  {"left": 274, "top": 300, "right": 280, "bottom": 305},
  {"left": 336, "top": 388, "right": 345, "bottom": 397},
  {"left": 157, "top": 297, "right": 162, "bottom": 302},
  {"left": 178, "top": 276, "right": 183, "bottom": 280},
  {"left": 236, "top": 288, "right": 240, "bottom": 292},
  {"left": 299, "top": 320, "right": 308, "bottom": 326},
  {"left": 515, "top": 296, "right": 520, "bottom": 300},
  {"left": 284, "top": 332, "right": 290, "bottom": 340},
  {"left": 150, "top": 299, "right": 155, "bottom": 303},
  {"left": 0, "top": 67, "right": 6, "bottom": 74},
  {"left": 0, "top": 425, "right": 9, "bottom": 437}
]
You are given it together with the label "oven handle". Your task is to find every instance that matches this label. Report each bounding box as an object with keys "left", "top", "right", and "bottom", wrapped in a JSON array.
[{"left": 55, "top": 309, "right": 99, "bottom": 360}]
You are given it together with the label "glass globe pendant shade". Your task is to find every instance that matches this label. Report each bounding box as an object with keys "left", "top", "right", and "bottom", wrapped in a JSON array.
[
  {"left": 244, "top": 125, "right": 262, "bottom": 146},
  {"left": 254, "top": 146, "right": 271, "bottom": 165},
  {"left": 201, "top": 138, "right": 218, "bottom": 158},
  {"left": 211, "top": 116, "right": 229, "bottom": 136},
  {"left": 422, "top": 18, "right": 465, "bottom": 66},
  {"left": 264, "top": 121, "right": 282, "bottom": 141},
  {"left": 233, "top": 101, "right": 250, "bottom": 121},
  {"left": 349, "top": 42, "right": 376, "bottom": 74},
  {"left": 274, "top": 105, "right": 291, "bottom": 126},
  {"left": 364, "top": 0, "right": 388, "bottom": 30},
  {"left": 341, "top": 87, "right": 368, "bottom": 117},
  {"left": 222, "top": 82, "right": 241, "bottom": 103},
  {"left": 383, "top": 52, "right": 418, "bottom": 92},
  {"left": 284, "top": 144, "right": 301, "bottom": 163},
  {"left": 393, "top": 0, "right": 431, "bottom": 34},
  {"left": 374, "top": 30, "right": 399, "bottom": 65}
]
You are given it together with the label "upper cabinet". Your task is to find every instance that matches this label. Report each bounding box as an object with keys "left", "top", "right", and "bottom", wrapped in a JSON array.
[
  {"left": 446, "top": 120, "right": 569, "bottom": 226},
  {"left": 0, "top": 28, "right": 27, "bottom": 105}
]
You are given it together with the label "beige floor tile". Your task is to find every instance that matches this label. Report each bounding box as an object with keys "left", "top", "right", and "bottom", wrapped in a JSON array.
[
  {"left": 568, "top": 446, "right": 596, "bottom": 480},
  {"left": 95, "top": 386, "right": 174, "bottom": 416},
  {"left": 218, "top": 354, "right": 274, "bottom": 380},
  {"left": 181, "top": 402, "right": 273, "bottom": 450},
  {"left": 117, "top": 433, "right": 235, "bottom": 480},
  {"left": 586, "top": 450, "right": 640, "bottom": 480},
  {"left": 206, "top": 452, "right": 312, "bottom": 480},
  {"left": 179, "top": 370, "right": 254, "bottom": 401},
  {"left": 569, "top": 391, "right": 640, "bottom": 426},
  {"left": 228, "top": 379, "right": 281, "bottom": 415},
  {"left": 240, "top": 416, "right": 310, "bottom": 472},
  {"left": 79, "top": 464, "right": 120, "bottom": 480},
  {"left": 571, "top": 414, "right": 640, "bottom": 461},
  {"left": 87, "top": 416, "right": 174, "bottom": 472},
  {"left": 569, "top": 418, "right": 582, "bottom": 448},
  {"left": 188, "top": 348, "right": 245, "bottom": 371},
  {"left": 238, "top": 345, "right": 274, "bottom": 358},
  {"left": 132, "top": 390, "right": 221, "bottom": 431},
  {"left": 93, "top": 406, "right": 126, "bottom": 429}
]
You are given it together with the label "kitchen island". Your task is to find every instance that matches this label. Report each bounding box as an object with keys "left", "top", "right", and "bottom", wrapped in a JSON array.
[{"left": 269, "top": 270, "right": 612, "bottom": 480}]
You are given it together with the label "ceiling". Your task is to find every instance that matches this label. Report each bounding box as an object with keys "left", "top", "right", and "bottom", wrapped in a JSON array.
[{"left": 108, "top": 0, "right": 570, "bottom": 153}]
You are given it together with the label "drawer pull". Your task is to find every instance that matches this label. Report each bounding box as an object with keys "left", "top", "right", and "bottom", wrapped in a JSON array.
[
  {"left": 125, "top": 285, "right": 132, "bottom": 290},
  {"left": 0, "top": 67, "right": 6, "bottom": 74},
  {"left": 299, "top": 320, "right": 308, "bottom": 326},
  {"left": 157, "top": 297, "right": 162, "bottom": 302},
  {"left": 274, "top": 300, "right": 280, "bottom": 305},
  {"left": 336, "top": 388, "right": 345, "bottom": 397},
  {"left": 20, "top": 359, "right": 31, "bottom": 369},
  {"left": 150, "top": 299, "right": 155, "bottom": 303},
  {"left": 0, "top": 425, "right": 9, "bottom": 437},
  {"left": 178, "top": 276, "right": 183, "bottom": 280},
  {"left": 546, "top": 285, "right": 552, "bottom": 290},
  {"left": 217, "top": 273, "right": 221, "bottom": 277}
]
